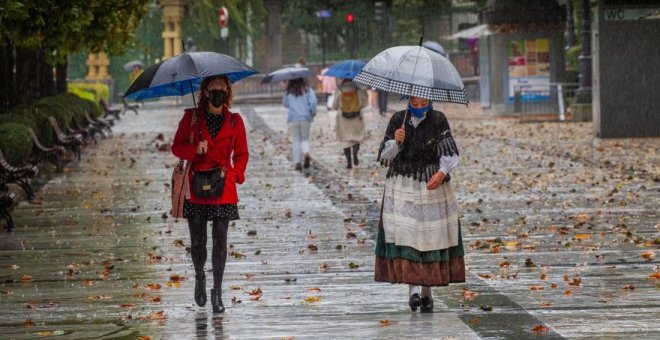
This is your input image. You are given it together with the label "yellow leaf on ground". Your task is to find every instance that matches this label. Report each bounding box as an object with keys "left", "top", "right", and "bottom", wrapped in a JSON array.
[
  {"left": 505, "top": 241, "right": 520, "bottom": 250},
  {"left": 461, "top": 288, "right": 479, "bottom": 301},
  {"left": 575, "top": 234, "right": 592, "bottom": 240},
  {"left": 21, "top": 274, "right": 33, "bottom": 283},
  {"left": 304, "top": 296, "right": 321, "bottom": 303},
  {"left": 564, "top": 290, "right": 572, "bottom": 296},
  {"left": 499, "top": 261, "right": 510, "bottom": 268},
  {"left": 648, "top": 272, "right": 660, "bottom": 279},
  {"left": 380, "top": 319, "right": 393, "bottom": 326}
]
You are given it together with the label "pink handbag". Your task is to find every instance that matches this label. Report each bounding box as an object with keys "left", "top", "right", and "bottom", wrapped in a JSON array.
[{"left": 170, "top": 110, "right": 197, "bottom": 218}]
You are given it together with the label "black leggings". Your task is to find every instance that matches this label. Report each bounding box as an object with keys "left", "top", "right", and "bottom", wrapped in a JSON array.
[{"left": 188, "top": 217, "right": 229, "bottom": 290}]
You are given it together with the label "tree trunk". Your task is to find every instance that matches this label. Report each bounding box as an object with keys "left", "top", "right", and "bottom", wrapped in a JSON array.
[
  {"left": 39, "top": 50, "right": 55, "bottom": 98},
  {"left": 56, "top": 60, "right": 68, "bottom": 95},
  {"left": 15, "top": 47, "right": 36, "bottom": 105},
  {"left": 0, "top": 40, "right": 10, "bottom": 111}
]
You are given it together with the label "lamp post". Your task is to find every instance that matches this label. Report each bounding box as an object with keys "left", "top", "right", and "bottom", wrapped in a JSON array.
[{"left": 316, "top": 10, "right": 332, "bottom": 68}]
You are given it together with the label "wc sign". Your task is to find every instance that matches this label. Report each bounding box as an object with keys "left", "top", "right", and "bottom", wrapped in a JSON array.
[{"left": 604, "top": 7, "right": 660, "bottom": 20}]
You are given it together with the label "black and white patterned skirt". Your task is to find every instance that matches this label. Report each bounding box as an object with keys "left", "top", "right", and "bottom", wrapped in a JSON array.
[{"left": 183, "top": 202, "right": 240, "bottom": 221}]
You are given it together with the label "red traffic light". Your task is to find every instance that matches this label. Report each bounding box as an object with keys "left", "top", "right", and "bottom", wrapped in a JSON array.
[{"left": 346, "top": 13, "right": 354, "bottom": 23}]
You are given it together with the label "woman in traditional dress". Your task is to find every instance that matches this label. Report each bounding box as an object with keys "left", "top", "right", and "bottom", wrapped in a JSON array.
[{"left": 374, "top": 96, "right": 465, "bottom": 313}]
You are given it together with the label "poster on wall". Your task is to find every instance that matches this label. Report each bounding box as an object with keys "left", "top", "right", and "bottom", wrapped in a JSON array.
[{"left": 508, "top": 38, "right": 551, "bottom": 101}]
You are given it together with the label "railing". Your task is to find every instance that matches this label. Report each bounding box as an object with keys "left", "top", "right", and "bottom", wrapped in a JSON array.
[{"left": 514, "top": 83, "right": 579, "bottom": 122}]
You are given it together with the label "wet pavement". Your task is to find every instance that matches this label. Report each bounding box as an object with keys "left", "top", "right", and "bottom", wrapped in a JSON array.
[{"left": 0, "top": 100, "right": 658, "bottom": 339}]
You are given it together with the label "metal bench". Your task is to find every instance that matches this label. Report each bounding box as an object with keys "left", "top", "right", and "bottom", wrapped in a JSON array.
[
  {"left": 122, "top": 97, "right": 140, "bottom": 115},
  {"left": 99, "top": 99, "right": 122, "bottom": 120},
  {"left": 48, "top": 116, "right": 82, "bottom": 160},
  {"left": 28, "top": 128, "right": 65, "bottom": 173},
  {"left": 0, "top": 149, "right": 38, "bottom": 200},
  {"left": 0, "top": 187, "right": 17, "bottom": 231}
]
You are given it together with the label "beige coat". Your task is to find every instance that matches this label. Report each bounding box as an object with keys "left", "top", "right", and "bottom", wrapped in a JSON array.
[{"left": 332, "top": 81, "right": 368, "bottom": 148}]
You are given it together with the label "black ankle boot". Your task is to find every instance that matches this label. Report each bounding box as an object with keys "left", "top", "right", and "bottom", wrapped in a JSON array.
[
  {"left": 409, "top": 293, "right": 422, "bottom": 312},
  {"left": 352, "top": 144, "right": 360, "bottom": 166},
  {"left": 420, "top": 296, "right": 434, "bottom": 313},
  {"left": 194, "top": 275, "right": 206, "bottom": 307},
  {"left": 210, "top": 288, "right": 225, "bottom": 313},
  {"left": 343, "top": 148, "right": 352, "bottom": 169}
]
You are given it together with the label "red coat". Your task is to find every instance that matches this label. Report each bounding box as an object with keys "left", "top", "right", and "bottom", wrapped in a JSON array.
[{"left": 171, "top": 106, "right": 249, "bottom": 205}]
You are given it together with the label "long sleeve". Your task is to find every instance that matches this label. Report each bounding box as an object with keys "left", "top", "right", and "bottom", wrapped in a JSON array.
[
  {"left": 331, "top": 88, "right": 341, "bottom": 110},
  {"left": 231, "top": 115, "right": 249, "bottom": 184},
  {"left": 380, "top": 140, "right": 400, "bottom": 161},
  {"left": 439, "top": 155, "right": 459, "bottom": 175},
  {"left": 282, "top": 93, "right": 289, "bottom": 108},
  {"left": 308, "top": 88, "right": 317, "bottom": 116},
  {"left": 171, "top": 109, "right": 199, "bottom": 161}
]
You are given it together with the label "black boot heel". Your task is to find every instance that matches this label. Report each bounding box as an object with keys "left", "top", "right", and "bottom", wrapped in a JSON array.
[
  {"left": 211, "top": 288, "right": 225, "bottom": 313},
  {"left": 194, "top": 276, "right": 206, "bottom": 307},
  {"left": 420, "top": 296, "right": 434, "bottom": 313}
]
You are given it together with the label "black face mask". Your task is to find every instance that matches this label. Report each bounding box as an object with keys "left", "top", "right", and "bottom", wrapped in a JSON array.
[{"left": 208, "top": 89, "right": 228, "bottom": 108}]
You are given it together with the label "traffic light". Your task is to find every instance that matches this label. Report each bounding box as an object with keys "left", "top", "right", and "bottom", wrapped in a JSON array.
[{"left": 346, "top": 13, "right": 354, "bottom": 23}]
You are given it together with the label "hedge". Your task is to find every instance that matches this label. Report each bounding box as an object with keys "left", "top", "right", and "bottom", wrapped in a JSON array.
[
  {"left": 68, "top": 82, "right": 110, "bottom": 103},
  {"left": 0, "top": 123, "right": 33, "bottom": 165}
]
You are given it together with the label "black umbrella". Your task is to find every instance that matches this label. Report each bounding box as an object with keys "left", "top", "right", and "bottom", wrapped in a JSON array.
[
  {"left": 260, "top": 67, "right": 312, "bottom": 84},
  {"left": 124, "top": 52, "right": 259, "bottom": 100}
]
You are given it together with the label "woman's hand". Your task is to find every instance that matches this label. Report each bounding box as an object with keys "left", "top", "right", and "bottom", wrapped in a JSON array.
[
  {"left": 394, "top": 128, "right": 405, "bottom": 144},
  {"left": 426, "top": 171, "right": 446, "bottom": 190},
  {"left": 196, "top": 140, "right": 208, "bottom": 155}
]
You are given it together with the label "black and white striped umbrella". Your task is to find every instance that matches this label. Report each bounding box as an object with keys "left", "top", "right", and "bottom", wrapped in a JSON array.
[{"left": 354, "top": 45, "right": 467, "bottom": 105}]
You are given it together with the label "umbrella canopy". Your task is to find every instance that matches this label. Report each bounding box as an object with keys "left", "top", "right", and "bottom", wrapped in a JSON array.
[
  {"left": 124, "top": 52, "right": 259, "bottom": 100},
  {"left": 260, "top": 67, "right": 311, "bottom": 84},
  {"left": 123, "top": 60, "right": 144, "bottom": 72},
  {"left": 421, "top": 41, "right": 446, "bottom": 57},
  {"left": 449, "top": 24, "right": 498, "bottom": 40},
  {"left": 324, "top": 59, "right": 366, "bottom": 80},
  {"left": 354, "top": 45, "right": 467, "bottom": 105}
]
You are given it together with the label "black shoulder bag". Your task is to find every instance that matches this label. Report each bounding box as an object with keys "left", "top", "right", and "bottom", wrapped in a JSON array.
[{"left": 191, "top": 114, "right": 234, "bottom": 199}]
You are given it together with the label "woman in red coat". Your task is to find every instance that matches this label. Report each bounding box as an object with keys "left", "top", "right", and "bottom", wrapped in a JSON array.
[{"left": 171, "top": 75, "right": 249, "bottom": 313}]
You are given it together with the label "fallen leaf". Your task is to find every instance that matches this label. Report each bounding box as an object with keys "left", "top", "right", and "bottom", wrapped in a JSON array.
[
  {"left": 532, "top": 325, "right": 550, "bottom": 335},
  {"left": 540, "top": 274, "right": 547, "bottom": 280},
  {"left": 564, "top": 290, "right": 572, "bottom": 296},
  {"left": 21, "top": 274, "right": 33, "bottom": 283},
  {"left": 304, "top": 296, "right": 322, "bottom": 303},
  {"left": 229, "top": 285, "right": 242, "bottom": 290},
  {"left": 24, "top": 319, "right": 34, "bottom": 327},
  {"left": 478, "top": 273, "right": 495, "bottom": 279},
  {"left": 649, "top": 272, "right": 660, "bottom": 279},
  {"left": 461, "top": 288, "right": 479, "bottom": 301},
  {"left": 622, "top": 284, "right": 635, "bottom": 290},
  {"left": 145, "top": 283, "right": 161, "bottom": 290},
  {"left": 169, "top": 274, "right": 187, "bottom": 282},
  {"left": 136, "top": 337, "right": 152, "bottom": 340},
  {"left": 505, "top": 241, "right": 519, "bottom": 250},
  {"left": 144, "top": 311, "right": 166, "bottom": 320},
  {"left": 550, "top": 283, "right": 558, "bottom": 289},
  {"left": 380, "top": 319, "right": 393, "bottom": 326},
  {"left": 348, "top": 262, "right": 359, "bottom": 269},
  {"left": 150, "top": 296, "right": 161, "bottom": 303},
  {"left": 530, "top": 285, "right": 544, "bottom": 291},
  {"left": 247, "top": 287, "right": 262, "bottom": 296},
  {"left": 540, "top": 301, "right": 552, "bottom": 307},
  {"left": 120, "top": 304, "right": 135, "bottom": 309},
  {"left": 232, "top": 297, "right": 242, "bottom": 304},
  {"left": 88, "top": 295, "right": 111, "bottom": 300},
  {"left": 83, "top": 280, "right": 94, "bottom": 287},
  {"left": 499, "top": 261, "right": 511, "bottom": 268},
  {"left": 641, "top": 251, "right": 656, "bottom": 261},
  {"left": 567, "top": 277, "right": 583, "bottom": 286},
  {"left": 307, "top": 287, "right": 322, "bottom": 292},
  {"left": 575, "top": 233, "right": 592, "bottom": 240}
]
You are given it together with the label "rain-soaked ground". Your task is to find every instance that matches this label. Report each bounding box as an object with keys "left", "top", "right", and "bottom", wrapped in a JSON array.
[{"left": 0, "top": 100, "right": 657, "bottom": 339}]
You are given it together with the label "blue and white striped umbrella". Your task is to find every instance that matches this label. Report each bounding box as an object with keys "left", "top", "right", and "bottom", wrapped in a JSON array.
[{"left": 354, "top": 45, "right": 467, "bottom": 105}]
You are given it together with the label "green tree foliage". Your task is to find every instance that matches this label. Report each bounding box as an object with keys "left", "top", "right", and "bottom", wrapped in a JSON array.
[
  {"left": 0, "top": 0, "right": 150, "bottom": 108},
  {"left": 184, "top": 0, "right": 266, "bottom": 53}
]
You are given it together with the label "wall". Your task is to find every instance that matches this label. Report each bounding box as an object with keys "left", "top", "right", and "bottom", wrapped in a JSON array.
[{"left": 593, "top": 0, "right": 660, "bottom": 138}]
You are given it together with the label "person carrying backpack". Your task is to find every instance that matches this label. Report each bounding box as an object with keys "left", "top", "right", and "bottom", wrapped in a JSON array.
[{"left": 332, "top": 78, "right": 368, "bottom": 169}]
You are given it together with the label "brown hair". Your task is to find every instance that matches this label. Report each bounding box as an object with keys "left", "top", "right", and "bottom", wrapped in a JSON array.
[
  {"left": 286, "top": 78, "right": 308, "bottom": 97},
  {"left": 199, "top": 75, "right": 233, "bottom": 109}
]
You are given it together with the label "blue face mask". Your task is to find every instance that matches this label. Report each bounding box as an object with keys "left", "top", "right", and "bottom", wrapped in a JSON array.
[{"left": 407, "top": 102, "right": 432, "bottom": 118}]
